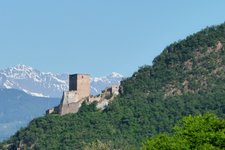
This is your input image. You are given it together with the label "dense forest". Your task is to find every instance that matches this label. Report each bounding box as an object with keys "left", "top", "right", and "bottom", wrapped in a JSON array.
[{"left": 2, "top": 22, "right": 225, "bottom": 149}]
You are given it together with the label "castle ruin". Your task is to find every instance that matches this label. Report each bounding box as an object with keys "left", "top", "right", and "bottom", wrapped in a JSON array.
[
  {"left": 59, "top": 74, "right": 90, "bottom": 115},
  {"left": 46, "top": 73, "right": 119, "bottom": 115}
]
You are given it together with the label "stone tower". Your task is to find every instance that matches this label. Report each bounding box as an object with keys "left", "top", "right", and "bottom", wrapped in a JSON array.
[
  {"left": 57, "top": 74, "right": 90, "bottom": 115},
  {"left": 69, "top": 74, "right": 90, "bottom": 100}
]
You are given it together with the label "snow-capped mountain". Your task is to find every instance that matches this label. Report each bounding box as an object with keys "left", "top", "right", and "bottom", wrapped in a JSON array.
[
  {"left": 0, "top": 65, "right": 123, "bottom": 97},
  {"left": 91, "top": 72, "right": 123, "bottom": 95}
]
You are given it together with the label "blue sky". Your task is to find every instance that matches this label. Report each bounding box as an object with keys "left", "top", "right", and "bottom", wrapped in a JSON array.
[{"left": 1, "top": 0, "right": 225, "bottom": 76}]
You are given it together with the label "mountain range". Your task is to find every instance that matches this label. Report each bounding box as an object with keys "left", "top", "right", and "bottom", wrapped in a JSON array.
[{"left": 0, "top": 64, "right": 123, "bottom": 97}]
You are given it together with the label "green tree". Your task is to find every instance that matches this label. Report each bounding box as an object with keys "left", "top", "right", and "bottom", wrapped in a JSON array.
[{"left": 142, "top": 113, "right": 225, "bottom": 150}]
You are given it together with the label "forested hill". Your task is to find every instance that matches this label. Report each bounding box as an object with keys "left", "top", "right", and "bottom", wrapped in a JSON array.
[{"left": 2, "top": 23, "right": 225, "bottom": 149}]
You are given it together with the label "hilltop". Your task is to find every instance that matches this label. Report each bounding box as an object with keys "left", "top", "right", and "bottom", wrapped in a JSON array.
[{"left": 2, "top": 22, "right": 225, "bottom": 149}]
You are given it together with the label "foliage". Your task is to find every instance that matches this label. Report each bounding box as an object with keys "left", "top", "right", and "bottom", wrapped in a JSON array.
[
  {"left": 2, "top": 22, "right": 225, "bottom": 149},
  {"left": 142, "top": 113, "right": 225, "bottom": 150}
]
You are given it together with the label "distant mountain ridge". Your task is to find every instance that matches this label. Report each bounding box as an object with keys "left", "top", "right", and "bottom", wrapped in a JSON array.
[
  {"left": 0, "top": 88, "right": 60, "bottom": 142},
  {"left": 0, "top": 65, "right": 123, "bottom": 97}
]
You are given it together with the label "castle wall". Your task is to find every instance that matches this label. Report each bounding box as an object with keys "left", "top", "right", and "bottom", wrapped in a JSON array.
[
  {"left": 88, "top": 96, "right": 101, "bottom": 103},
  {"left": 59, "top": 91, "right": 81, "bottom": 115},
  {"left": 61, "top": 91, "right": 80, "bottom": 104},
  {"left": 59, "top": 101, "right": 82, "bottom": 115},
  {"left": 107, "top": 85, "right": 119, "bottom": 95},
  {"left": 46, "top": 108, "right": 55, "bottom": 114}
]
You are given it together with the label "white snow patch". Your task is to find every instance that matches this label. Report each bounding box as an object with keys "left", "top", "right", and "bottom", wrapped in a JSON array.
[
  {"left": 3, "top": 80, "right": 13, "bottom": 89},
  {"left": 30, "top": 92, "right": 49, "bottom": 98},
  {"left": 91, "top": 86, "right": 99, "bottom": 93},
  {"left": 52, "top": 76, "right": 66, "bottom": 84},
  {"left": 110, "top": 72, "right": 123, "bottom": 78},
  {"left": 92, "top": 77, "right": 104, "bottom": 82},
  {"left": 22, "top": 89, "right": 49, "bottom": 98}
]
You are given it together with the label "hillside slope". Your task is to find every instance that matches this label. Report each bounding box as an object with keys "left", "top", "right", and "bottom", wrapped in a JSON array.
[{"left": 2, "top": 23, "right": 225, "bottom": 149}]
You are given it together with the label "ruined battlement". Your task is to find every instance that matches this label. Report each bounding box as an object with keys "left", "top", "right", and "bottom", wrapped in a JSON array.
[{"left": 46, "top": 73, "right": 119, "bottom": 115}]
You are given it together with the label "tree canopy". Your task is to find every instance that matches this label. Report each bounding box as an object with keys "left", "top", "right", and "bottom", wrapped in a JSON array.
[{"left": 142, "top": 113, "right": 225, "bottom": 150}]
